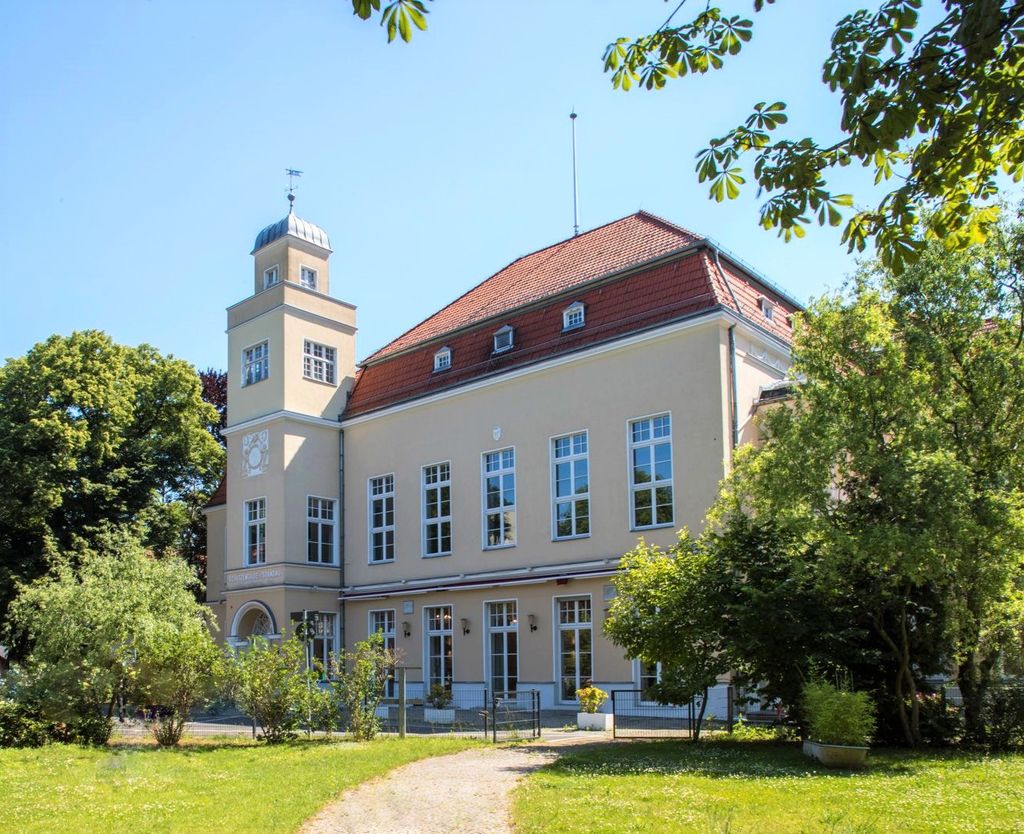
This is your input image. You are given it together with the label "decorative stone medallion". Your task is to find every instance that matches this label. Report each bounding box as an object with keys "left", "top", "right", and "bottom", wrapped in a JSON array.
[
  {"left": 241, "top": 430, "right": 269, "bottom": 477},
  {"left": 492, "top": 426, "right": 502, "bottom": 442}
]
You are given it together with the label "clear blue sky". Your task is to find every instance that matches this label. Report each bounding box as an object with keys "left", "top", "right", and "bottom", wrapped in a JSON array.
[{"left": 1, "top": 1, "right": 911, "bottom": 369}]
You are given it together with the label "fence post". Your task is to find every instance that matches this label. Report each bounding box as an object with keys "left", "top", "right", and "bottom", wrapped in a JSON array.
[
  {"left": 535, "top": 690, "right": 541, "bottom": 739},
  {"left": 483, "top": 689, "right": 489, "bottom": 741},
  {"left": 492, "top": 690, "right": 498, "bottom": 744},
  {"left": 727, "top": 684, "right": 734, "bottom": 734},
  {"left": 397, "top": 667, "right": 407, "bottom": 739}
]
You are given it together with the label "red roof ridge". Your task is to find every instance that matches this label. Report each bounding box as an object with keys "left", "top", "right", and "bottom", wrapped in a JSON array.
[{"left": 361, "top": 211, "right": 703, "bottom": 365}]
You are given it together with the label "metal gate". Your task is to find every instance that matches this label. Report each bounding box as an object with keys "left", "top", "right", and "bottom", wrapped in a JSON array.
[
  {"left": 611, "top": 690, "right": 695, "bottom": 739},
  {"left": 488, "top": 690, "right": 541, "bottom": 741}
]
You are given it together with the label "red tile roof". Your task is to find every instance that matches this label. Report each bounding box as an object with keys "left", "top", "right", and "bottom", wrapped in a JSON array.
[
  {"left": 345, "top": 213, "right": 800, "bottom": 420},
  {"left": 206, "top": 476, "right": 227, "bottom": 508},
  {"left": 365, "top": 212, "right": 702, "bottom": 362}
]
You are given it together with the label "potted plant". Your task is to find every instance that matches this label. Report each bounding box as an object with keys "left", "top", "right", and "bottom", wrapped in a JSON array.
[
  {"left": 801, "top": 679, "right": 876, "bottom": 768},
  {"left": 576, "top": 684, "right": 612, "bottom": 731},
  {"left": 424, "top": 684, "right": 455, "bottom": 724}
]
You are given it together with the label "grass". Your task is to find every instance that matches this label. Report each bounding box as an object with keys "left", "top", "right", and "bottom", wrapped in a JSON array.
[
  {"left": 0, "top": 735, "right": 477, "bottom": 834},
  {"left": 514, "top": 739, "right": 1024, "bottom": 834}
]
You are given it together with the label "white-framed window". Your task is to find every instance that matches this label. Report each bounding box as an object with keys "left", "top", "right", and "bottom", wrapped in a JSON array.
[
  {"left": 638, "top": 660, "right": 662, "bottom": 702},
  {"left": 433, "top": 346, "right": 452, "bottom": 372},
  {"left": 244, "top": 498, "right": 266, "bottom": 565},
  {"left": 242, "top": 341, "right": 269, "bottom": 386},
  {"left": 487, "top": 600, "right": 518, "bottom": 696},
  {"left": 492, "top": 325, "right": 514, "bottom": 353},
  {"left": 303, "top": 340, "right": 336, "bottom": 385},
  {"left": 562, "top": 301, "right": 585, "bottom": 330},
  {"left": 629, "top": 414, "right": 674, "bottom": 529},
  {"left": 368, "top": 475, "right": 395, "bottom": 563},
  {"left": 557, "top": 597, "right": 592, "bottom": 702},
  {"left": 552, "top": 431, "right": 590, "bottom": 539},
  {"left": 759, "top": 296, "right": 775, "bottom": 321},
  {"left": 370, "top": 609, "right": 397, "bottom": 698},
  {"left": 425, "top": 605, "right": 453, "bottom": 689},
  {"left": 306, "top": 496, "right": 335, "bottom": 564},
  {"left": 291, "top": 611, "right": 336, "bottom": 673},
  {"left": 263, "top": 265, "right": 280, "bottom": 289},
  {"left": 422, "top": 462, "right": 452, "bottom": 557},
  {"left": 482, "top": 448, "right": 516, "bottom": 549},
  {"left": 300, "top": 266, "right": 318, "bottom": 290}
]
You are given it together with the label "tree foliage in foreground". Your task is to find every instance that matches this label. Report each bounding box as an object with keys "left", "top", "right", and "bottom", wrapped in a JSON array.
[
  {"left": 350, "top": 1, "right": 1024, "bottom": 273},
  {"left": 7, "top": 531, "right": 219, "bottom": 745},
  {"left": 0, "top": 331, "right": 224, "bottom": 630},
  {"left": 609, "top": 218, "right": 1024, "bottom": 746}
]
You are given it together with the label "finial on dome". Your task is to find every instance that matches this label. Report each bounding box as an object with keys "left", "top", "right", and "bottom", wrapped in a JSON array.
[{"left": 285, "top": 168, "right": 303, "bottom": 214}]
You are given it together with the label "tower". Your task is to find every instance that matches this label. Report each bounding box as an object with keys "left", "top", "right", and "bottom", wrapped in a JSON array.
[{"left": 205, "top": 201, "right": 355, "bottom": 660}]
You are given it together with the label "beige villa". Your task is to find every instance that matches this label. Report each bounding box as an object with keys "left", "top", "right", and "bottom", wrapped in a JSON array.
[{"left": 204, "top": 206, "right": 799, "bottom": 712}]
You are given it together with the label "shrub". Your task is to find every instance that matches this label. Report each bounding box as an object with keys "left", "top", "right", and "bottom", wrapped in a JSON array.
[
  {"left": 0, "top": 698, "right": 49, "bottom": 748},
  {"left": 576, "top": 685, "right": 609, "bottom": 714},
  {"left": 915, "top": 689, "right": 962, "bottom": 747},
  {"left": 426, "top": 683, "right": 453, "bottom": 710},
  {"left": 228, "top": 637, "right": 306, "bottom": 743},
  {"left": 982, "top": 683, "right": 1024, "bottom": 750},
  {"left": 331, "top": 633, "right": 398, "bottom": 741},
  {"left": 802, "top": 680, "right": 876, "bottom": 746}
]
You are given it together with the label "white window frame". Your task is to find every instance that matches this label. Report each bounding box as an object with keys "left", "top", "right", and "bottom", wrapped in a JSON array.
[
  {"left": 368, "top": 474, "right": 396, "bottom": 564},
  {"left": 302, "top": 339, "right": 337, "bottom": 385},
  {"left": 306, "top": 495, "right": 336, "bottom": 564},
  {"left": 759, "top": 296, "right": 775, "bottom": 321},
  {"left": 433, "top": 346, "right": 452, "bottom": 372},
  {"left": 484, "top": 599, "right": 519, "bottom": 696},
  {"left": 244, "top": 497, "right": 266, "bottom": 565},
  {"left": 241, "top": 340, "right": 269, "bottom": 387},
  {"left": 481, "top": 447, "right": 516, "bottom": 550},
  {"left": 627, "top": 412, "right": 675, "bottom": 531},
  {"left": 635, "top": 659, "right": 664, "bottom": 704},
  {"left": 263, "top": 265, "right": 280, "bottom": 289},
  {"left": 422, "top": 462, "right": 452, "bottom": 557},
  {"left": 562, "top": 301, "right": 585, "bottom": 331},
  {"left": 369, "top": 609, "right": 397, "bottom": 698},
  {"left": 554, "top": 595, "right": 593, "bottom": 704},
  {"left": 424, "top": 604, "right": 454, "bottom": 690},
  {"left": 492, "top": 325, "right": 514, "bottom": 354},
  {"left": 292, "top": 611, "right": 336, "bottom": 673},
  {"left": 299, "top": 265, "right": 318, "bottom": 290},
  {"left": 550, "top": 429, "right": 591, "bottom": 540}
]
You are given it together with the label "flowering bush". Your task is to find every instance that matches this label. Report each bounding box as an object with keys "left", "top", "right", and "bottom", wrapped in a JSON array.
[{"left": 576, "top": 685, "right": 609, "bottom": 714}]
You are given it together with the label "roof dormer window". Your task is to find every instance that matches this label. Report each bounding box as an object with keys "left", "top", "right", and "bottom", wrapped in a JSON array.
[
  {"left": 759, "top": 296, "right": 775, "bottom": 321},
  {"left": 562, "top": 301, "right": 585, "bottom": 331},
  {"left": 492, "top": 325, "right": 515, "bottom": 354},
  {"left": 433, "top": 346, "right": 452, "bottom": 372},
  {"left": 263, "top": 265, "right": 280, "bottom": 290}
]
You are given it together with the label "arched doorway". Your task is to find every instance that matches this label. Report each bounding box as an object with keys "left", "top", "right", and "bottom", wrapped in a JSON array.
[{"left": 230, "top": 601, "right": 277, "bottom": 645}]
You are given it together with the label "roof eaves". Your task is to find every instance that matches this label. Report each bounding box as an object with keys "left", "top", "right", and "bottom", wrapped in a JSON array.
[{"left": 704, "top": 237, "right": 806, "bottom": 311}]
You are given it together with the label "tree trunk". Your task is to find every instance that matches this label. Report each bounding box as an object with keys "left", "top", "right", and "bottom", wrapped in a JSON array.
[{"left": 693, "top": 686, "right": 709, "bottom": 741}]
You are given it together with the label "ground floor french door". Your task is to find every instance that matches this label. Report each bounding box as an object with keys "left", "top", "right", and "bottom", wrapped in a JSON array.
[
  {"left": 370, "top": 609, "right": 397, "bottom": 698},
  {"left": 487, "top": 601, "right": 518, "bottom": 695},
  {"left": 557, "top": 597, "right": 592, "bottom": 702},
  {"left": 425, "top": 605, "right": 453, "bottom": 689}
]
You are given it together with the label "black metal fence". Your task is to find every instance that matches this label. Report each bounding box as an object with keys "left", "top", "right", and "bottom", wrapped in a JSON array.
[
  {"left": 489, "top": 690, "right": 541, "bottom": 741},
  {"left": 611, "top": 690, "right": 696, "bottom": 739}
]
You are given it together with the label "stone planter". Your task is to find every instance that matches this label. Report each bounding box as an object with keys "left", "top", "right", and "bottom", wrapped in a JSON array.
[
  {"left": 577, "top": 712, "right": 613, "bottom": 731},
  {"left": 802, "top": 740, "right": 869, "bottom": 768},
  {"left": 424, "top": 707, "right": 455, "bottom": 724}
]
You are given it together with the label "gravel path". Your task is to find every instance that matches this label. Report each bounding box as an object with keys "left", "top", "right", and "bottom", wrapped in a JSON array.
[{"left": 299, "top": 735, "right": 601, "bottom": 834}]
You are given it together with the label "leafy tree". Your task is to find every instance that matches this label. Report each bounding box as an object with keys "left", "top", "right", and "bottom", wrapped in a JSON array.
[
  {"left": 605, "top": 533, "right": 728, "bottom": 739},
  {"left": 7, "top": 531, "right": 216, "bottom": 743},
  {"left": 198, "top": 368, "right": 228, "bottom": 448},
  {"left": 227, "top": 637, "right": 308, "bottom": 743},
  {"left": 331, "top": 632, "right": 399, "bottom": 741},
  {"left": 352, "top": 1, "right": 1024, "bottom": 271},
  {"left": 134, "top": 620, "right": 225, "bottom": 746},
  {"left": 0, "top": 331, "right": 224, "bottom": 631},
  {"left": 711, "top": 219, "right": 1024, "bottom": 745}
]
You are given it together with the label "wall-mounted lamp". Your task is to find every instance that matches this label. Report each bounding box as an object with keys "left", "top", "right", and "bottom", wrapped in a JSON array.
[
  {"left": 528, "top": 614, "right": 538, "bottom": 632},
  {"left": 402, "top": 621, "right": 411, "bottom": 638},
  {"left": 460, "top": 617, "right": 470, "bottom": 636}
]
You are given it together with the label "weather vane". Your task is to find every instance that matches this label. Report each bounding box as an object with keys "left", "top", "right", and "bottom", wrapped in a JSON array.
[{"left": 286, "top": 168, "right": 303, "bottom": 212}]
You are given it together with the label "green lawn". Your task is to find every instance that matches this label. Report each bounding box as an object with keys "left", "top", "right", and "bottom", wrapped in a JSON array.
[
  {"left": 0, "top": 736, "right": 477, "bottom": 834},
  {"left": 514, "top": 739, "right": 1024, "bottom": 834}
]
